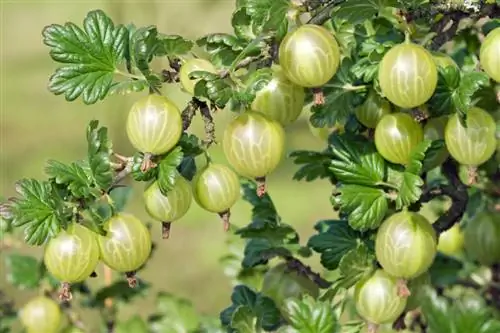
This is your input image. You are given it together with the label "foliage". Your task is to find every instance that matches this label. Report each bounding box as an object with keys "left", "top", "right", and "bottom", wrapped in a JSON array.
[{"left": 1, "top": 1, "right": 500, "bottom": 333}]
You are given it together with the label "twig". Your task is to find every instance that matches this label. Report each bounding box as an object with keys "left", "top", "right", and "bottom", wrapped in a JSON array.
[
  {"left": 219, "top": 56, "right": 262, "bottom": 79},
  {"left": 429, "top": 11, "right": 467, "bottom": 51},
  {"left": 182, "top": 99, "right": 198, "bottom": 131},
  {"left": 285, "top": 256, "right": 332, "bottom": 288},
  {"left": 410, "top": 159, "right": 468, "bottom": 234},
  {"left": 307, "top": 1, "right": 344, "bottom": 25},
  {"left": 196, "top": 99, "right": 216, "bottom": 147}
]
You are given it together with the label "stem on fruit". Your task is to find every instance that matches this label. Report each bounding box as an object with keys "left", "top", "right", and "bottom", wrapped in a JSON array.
[
  {"left": 312, "top": 88, "right": 325, "bottom": 105},
  {"left": 367, "top": 322, "right": 379, "bottom": 333},
  {"left": 255, "top": 176, "right": 267, "bottom": 197},
  {"left": 397, "top": 279, "right": 411, "bottom": 297},
  {"left": 125, "top": 271, "right": 137, "bottom": 288},
  {"left": 466, "top": 166, "right": 478, "bottom": 185},
  {"left": 218, "top": 210, "right": 231, "bottom": 232},
  {"left": 162, "top": 221, "right": 172, "bottom": 239},
  {"left": 140, "top": 153, "right": 156, "bottom": 172},
  {"left": 59, "top": 282, "right": 72, "bottom": 302}
]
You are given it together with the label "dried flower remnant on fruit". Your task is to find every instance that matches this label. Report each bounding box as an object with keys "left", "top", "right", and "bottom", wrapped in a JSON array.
[{"left": 126, "top": 271, "right": 137, "bottom": 288}]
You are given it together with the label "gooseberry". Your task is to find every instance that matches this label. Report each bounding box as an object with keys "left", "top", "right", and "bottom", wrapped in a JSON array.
[
  {"left": 374, "top": 113, "right": 424, "bottom": 165},
  {"left": 479, "top": 27, "right": 500, "bottom": 82},
  {"left": 354, "top": 89, "right": 392, "bottom": 129},
  {"left": 143, "top": 175, "right": 193, "bottom": 238},
  {"left": 261, "top": 263, "right": 319, "bottom": 311},
  {"left": 437, "top": 223, "right": 465, "bottom": 258},
  {"left": 179, "top": 58, "right": 217, "bottom": 96},
  {"left": 43, "top": 223, "right": 100, "bottom": 283},
  {"left": 19, "top": 296, "right": 62, "bottom": 333},
  {"left": 423, "top": 115, "right": 450, "bottom": 170},
  {"left": 378, "top": 42, "right": 438, "bottom": 108},
  {"left": 192, "top": 163, "right": 240, "bottom": 230},
  {"left": 375, "top": 211, "right": 437, "bottom": 279},
  {"left": 97, "top": 212, "right": 152, "bottom": 273},
  {"left": 444, "top": 107, "right": 497, "bottom": 167},
  {"left": 248, "top": 65, "right": 305, "bottom": 125},
  {"left": 464, "top": 211, "right": 500, "bottom": 266},
  {"left": 354, "top": 269, "right": 407, "bottom": 325},
  {"left": 126, "top": 94, "right": 183, "bottom": 156},
  {"left": 279, "top": 24, "right": 341, "bottom": 87},
  {"left": 222, "top": 111, "right": 285, "bottom": 194},
  {"left": 405, "top": 272, "right": 431, "bottom": 311}
]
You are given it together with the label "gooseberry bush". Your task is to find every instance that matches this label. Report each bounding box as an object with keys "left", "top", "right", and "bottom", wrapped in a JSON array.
[{"left": 2, "top": 0, "right": 500, "bottom": 332}]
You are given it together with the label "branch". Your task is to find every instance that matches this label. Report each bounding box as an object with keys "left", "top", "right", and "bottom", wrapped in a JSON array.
[
  {"left": 411, "top": 159, "right": 468, "bottom": 234},
  {"left": 429, "top": 11, "right": 467, "bottom": 51},
  {"left": 195, "top": 98, "right": 216, "bottom": 147},
  {"left": 307, "top": 0, "right": 344, "bottom": 25},
  {"left": 285, "top": 256, "right": 332, "bottom": 288}
]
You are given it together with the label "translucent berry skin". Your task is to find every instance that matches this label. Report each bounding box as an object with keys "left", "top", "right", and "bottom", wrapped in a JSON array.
[
  {"left": 20, "top": 296, "right": 62, "bottom": 333},
  {"left": 43, "top": 223, "right": 100, "bottom": 283},
  {"left": 464, "top": 211, "right": 500, "bottom": 266},
  {"left": 354, "top": 269, "right": 407, "bottom": 325},
  {"left": 249, "top": 65, "right": 306, "bottom": 125},
  {"left": 192, "top": 163, "right": 241, "bottom": 213},
  {"left": 480, "top": 27, "right": 500, "bottom": 82},
  {"left": 374, "top": 113, "right": 424, "bottom": 165},
  {"left": 223, "top": 111, "right": 286, "bottom": 179},
  {"left": 125, "top": 94, "right": 183, "bottom": 155},
  {"left": 279, "top": 24, "right": 341, "bottom": 88},
  {"left": 143, "top": 177, "right": 193, "bottom": 222},
  {"left": 375, "top": 211, "right": 437, "bottom": 279},
  {"left": 378, "top": 42, "right": 438, "bottom": 108},
  {"left": 444, "top": 107, "right": 497, "bottom": 167},
  {"left": 97, "top": 213, "right": 152, "bottom": 273},
  {"left": 179, "top": 58, "right": 217, "bottom": 96}
]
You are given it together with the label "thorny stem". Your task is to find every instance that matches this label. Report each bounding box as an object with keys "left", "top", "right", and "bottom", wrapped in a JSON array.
[
  {"left": 197, "top": 99, "right": 216, "bottom": 147},
  {"left": 285, "top": 256, "right": 332, "bottom": 288},
  {"left": 410, "top": 159, "right": 469, "bottom": 234},
  {"left": 182, "top": 99, "right": 198, "bottom": 131},
  {"left": 307, "top": 0, "right": 344, "bottom": 25}
]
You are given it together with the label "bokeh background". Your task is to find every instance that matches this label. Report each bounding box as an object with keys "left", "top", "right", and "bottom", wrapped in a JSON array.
[{"left": 0, "top": 0, "right": 337, "bottom": 330}]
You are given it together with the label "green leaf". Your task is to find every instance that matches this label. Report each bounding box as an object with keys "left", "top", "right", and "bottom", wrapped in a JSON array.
[
  {"left": 452, "top": 72, "right": 490, "bottom": 118},
  {"left": 289, "top": 150, "right": 335, "bottom": 182},
  {"left": 284, "top": 295, "right": 339, "bottom": 333},
  {"left": 236, "top": 0, "right": 290, "bottom": 33},
  {"left": 86, "top": 120, "right": 113, "bottom": 191},
  {"left": 8, "top": 179, "right": 66, "bottom": 245},
  {"left": 241, "top": 180, "right": 278, "bottom": 221},
  {"left": 116, "top": 315, "right": 148, "bottom": 333},
  {"left": 157, "top": 147, "right": 184, "bottom": 195},
  {"left": 335, "top": 0, "right": 399, "bottom": 25},
  {"left": 310, "top": 59, "right": 366, "bottom": 127},
  {"left": 338, "top": 243, "right": 376, "bottom": 288},
  {"left": 149, "top": 292, "right": 200, "bottom": 333},
  {"left": 428, "top": 253, "right": 464, "bottom": 287},
  {"left": 129, "top": 26, "right": 163, "bottom": 91},
  {"left": 335, "top": 185, "right": 388, "bottom": 231},
  {"left": 131, "top": 153, "right": 158, "bottom": 182},
  {"left": 155, "top": 34, "right": 193, "bottom": 56},
  {"left": 92, "top": 280, "right": 150, "bottom": 307},
  {"left": 42, "top": 9, "right": 129, "bottom": 104},
  {"left": 422, "top": 140, "right": 447, "bottom": 171},
  {"left": 108, "top": 80, "right": 148, "bottom": 95},
  {"left": 196, "top": 33, "right": 247, "bottom": 67},
  {"left": 328, "top": 133, "right": 386, "bottom": 187},
  {"left": 230, "top": 306, "right": 255, "bottom": 333},
  {"left": 108, "top": 186, "right": 132, "bottom": 212},
  {"left": 4, "top": 254, "right": 43, "bottom": 289},
  {"left": 45, "top": 159, "right": 94, "bottom": 199},
  {"left": 482, "top": 19, "right": 500, "bottom": 35}
]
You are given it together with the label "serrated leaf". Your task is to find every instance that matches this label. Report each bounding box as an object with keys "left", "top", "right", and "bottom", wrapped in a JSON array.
[
  {"left": 86, "top": 120, "right": 113, "bottom": 191},
  {"left": 8, "top": 179, "right": 66, "bottom": 245},
  {"left": 236, "top": 0, "right": 290, "bottom": 33},
  {"left": 232, "top": 7, "right": 260, "bottom": 41},
  {"left": 338, "top": 243, "right": 375, "bottom": 289},
  {"left": 241, "top": 180, "right": 278, "bottom": 221},
  {"left": 231, "top": 306, "right": 255, "bottom": 333},
  {"left": 5, "top": 254, "right": 43, "bottom": 289},
  {"left": 284, "top": 295, "right": 339, "bottom": 333},
  {"left": 42, "top": 9, "right": 129, "bottom": 104},
  {"left": 108, "top": 80, "right": 148, "bottom": 95},
  {"left": 45, "top": 159, "right": 94, "bottom": 198},
  {"left": 335, "top": 0, "right": 399, "bottom": 25},
  {"left": 328, "top": 133, "right": 386, "bottom": 186},
  {"left": 92, "top": 280, "right": 150, "bottom": 307},
  {"left": 336, "top": 185, "right": 388, "bottom": 231},
  {"left": 453, "top": 72, "right": 490, "bottom": 117},
  {"left": 196, "top": 33, "right": 246, "bottom": 67},
  {"left": 149, "top": 292, "right": 200, "bottom": 333},
  {"left": 129, "top": 26, "right": 163, "bottom": 91},
  {"left": 289, "top": 150, "right": 335, "bottom": 182},
  {"left": 131, "top": 153, "right": 158, "bottom": 182},
  {"left": 157, "top": 147, "right": 184, "bottom": 195},
  {"left": 310, "top": 59, "right": 366, "bottom": 127},
  {"left": 406, "top": 139, "right": 433, "bottom": 175},
  {"left": 241, "top": 238, "right": 291, "bottom": 268},
  {"left": 156, "top": 34, "right": 193, "bottom": 56}
]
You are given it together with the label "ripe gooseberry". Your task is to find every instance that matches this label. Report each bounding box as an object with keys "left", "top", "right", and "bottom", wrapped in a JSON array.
[
  {"left": 279, "top": 24, "right": 341, "bottom": 88},
  {"left": 43, "top": 223, "right": 100, "bottom": 284},
  {"left": 19, "top": 296, "right": 62, "bottom": 333},
  {"left": 143, "top": 175, "right": 193, "bottom": 238},
  {"left": 97, "top": 212, "right": 152, "bottom": 273},
  {"left": 126, "top": 94, "right": 183, "bottom": 156},
  {"left": 261, "top": 263, "right": 319, "bottom": 313},
  {"left": 354, "top": 89, "right": 392, "bottom": 129},
  {"left": 374, "top": 113, "right": 424, "bottom": 165},
  {"left": 247, "top": 65, "right": 306, "bottom": 125},
  {"left": 464, "top": 211, "right": 500, "bottom": 266},
  {"left": 179, "top": 58, "right": 217, "bottom": 96},
  {"left": 479, "top": 27, "right": 500, "bottom": 82},
  {"left": 444, "top": 107, "right": 497, "bottom": 167},
  {"left": 378, "top": 41, "right": 438, "bottom": 108},
  {"left": 423, "top": 115, "right": 450, "bottom": 171},
  {"left": 375, "top": 211, "right": 437, "bottom": 280},
  {"left": 192, "top": 163, "right": 241, "bottom": 231},
  {"left": 223, "top": 111, "right": 285, "bottom": 196},
  {"left": 437, "top": 223, "right": 465, "bottom": 258},
  {"left": 354, "top": 269, "right": 407, "bottom": 326}
]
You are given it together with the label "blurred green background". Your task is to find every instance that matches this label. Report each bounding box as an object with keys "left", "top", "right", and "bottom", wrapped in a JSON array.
[{"left": 0, "top": 0, "right": 337, "bottom": 330}]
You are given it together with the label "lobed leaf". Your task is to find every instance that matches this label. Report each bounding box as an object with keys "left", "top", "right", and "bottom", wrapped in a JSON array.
[
  {"left": 44, "top": 159, "right": 94, "bottom": 198},
  {"left": 337, "top": 243, "right": 376, "bottom": 288},
  {"left": 283, "top": 295, "right": 339, "bottom": 333},
  {"left": 157, "top": 147, "right": 184, "bottom": 195},
  {"left": 335, "top": 0, "right": 400, "bottom": 25},
  {"left": 289, "top": 150, "right": 336, "bottom": 182},
  {"left": 86, "top": 120, "right": 113, "bottom": 191}
]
